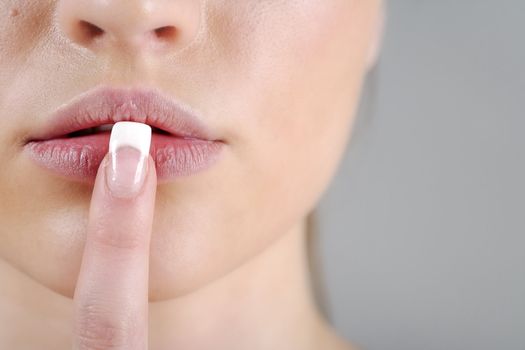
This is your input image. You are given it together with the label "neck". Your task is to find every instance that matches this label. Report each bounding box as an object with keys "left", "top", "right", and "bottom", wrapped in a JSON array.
[{"left": 0, "top": 218, "right": 332, "bottom": 349}]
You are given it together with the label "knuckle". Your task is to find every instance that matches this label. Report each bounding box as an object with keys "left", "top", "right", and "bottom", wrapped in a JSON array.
[{"left": 91, "top": 222, "right": 147, "bottom": 251}]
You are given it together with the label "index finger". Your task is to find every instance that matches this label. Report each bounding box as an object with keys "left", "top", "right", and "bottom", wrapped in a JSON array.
[{"left": 73, "top": 122, "right": 156, "bottom": 350}]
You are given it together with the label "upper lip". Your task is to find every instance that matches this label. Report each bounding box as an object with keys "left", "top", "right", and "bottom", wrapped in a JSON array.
[{"left": 26, "top": 86, "right": 219, "bottom": 142}]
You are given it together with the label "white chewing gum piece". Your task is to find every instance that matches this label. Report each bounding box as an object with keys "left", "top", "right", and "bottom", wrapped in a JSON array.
[{"left": 109, "top": 121, "right": 152, "bottom": 157}]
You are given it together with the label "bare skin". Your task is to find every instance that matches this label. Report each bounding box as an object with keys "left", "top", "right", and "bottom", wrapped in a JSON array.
[{"left": 0, "top": 0, "right": 383, "bottom": 348}]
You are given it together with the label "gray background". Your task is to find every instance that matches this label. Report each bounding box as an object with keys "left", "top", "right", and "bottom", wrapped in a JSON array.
[{"left": 318, "top": 1, "right": 525, "bottom": 349}]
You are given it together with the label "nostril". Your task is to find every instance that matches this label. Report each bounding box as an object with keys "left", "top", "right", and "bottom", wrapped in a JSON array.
[
  {"left": 154, "top": 26, "right": 177, "bottom": 40},
  {"left": 78, "top": 20, "right": 105, "bottom": 39}
]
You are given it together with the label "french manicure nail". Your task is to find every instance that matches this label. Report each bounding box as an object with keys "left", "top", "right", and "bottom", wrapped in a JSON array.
[{"left": 106, "top": 122, "right": 152, "bottom": 199}]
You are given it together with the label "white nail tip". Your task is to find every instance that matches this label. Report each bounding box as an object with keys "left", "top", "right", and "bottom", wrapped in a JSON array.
[{"left": 109, "top": 122, "right": 152, "bottom": 157}]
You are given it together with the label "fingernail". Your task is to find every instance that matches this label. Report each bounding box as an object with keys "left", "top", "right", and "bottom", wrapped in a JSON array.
[{"left": 106, "top": 122, "right": 152, "bottom": 199}]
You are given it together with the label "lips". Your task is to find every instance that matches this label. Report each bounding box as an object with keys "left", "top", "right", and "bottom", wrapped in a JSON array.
[{"left": 23, "top": 86, "right": 225, "bottom": 183}]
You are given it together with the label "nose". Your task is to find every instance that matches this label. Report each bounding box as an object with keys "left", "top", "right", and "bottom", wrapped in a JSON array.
[{"left": 56, "top": 0, "right": 201, "bottom": 54}]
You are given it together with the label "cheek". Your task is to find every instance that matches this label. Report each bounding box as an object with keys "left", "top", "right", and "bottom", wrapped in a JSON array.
[
  {"left": 178, "top": 2, "right": 372, "bottom": 254},
  {"left": 0, "top": 1, "right": 54, "bottom": 71},
  {"left": 213, "top": 1, "right": 368, "bottom": 206}
]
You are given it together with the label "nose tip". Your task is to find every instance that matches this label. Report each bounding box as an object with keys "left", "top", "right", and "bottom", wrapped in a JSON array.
[{"left": 56, "top": 0, "right": 201, "bottom": 53}]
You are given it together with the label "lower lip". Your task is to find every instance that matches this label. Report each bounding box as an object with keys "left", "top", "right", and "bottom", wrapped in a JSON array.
[{"left": 24, "top": 132, "right": 224, "bottom": 183}]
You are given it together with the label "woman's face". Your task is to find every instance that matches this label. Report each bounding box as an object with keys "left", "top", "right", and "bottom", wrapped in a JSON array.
[{"left": 0, "top": 0, "right": 381, "bottom": 300}]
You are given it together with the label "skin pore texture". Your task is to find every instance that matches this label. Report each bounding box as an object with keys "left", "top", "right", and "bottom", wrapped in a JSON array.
[{"left": 0, "top": 0, "right": 383, "bottom": 349}]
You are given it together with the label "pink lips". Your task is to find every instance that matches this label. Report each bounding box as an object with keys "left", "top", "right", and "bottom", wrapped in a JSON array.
[{"left": 23, "top": 86, "right": 225, "bottom": 183}]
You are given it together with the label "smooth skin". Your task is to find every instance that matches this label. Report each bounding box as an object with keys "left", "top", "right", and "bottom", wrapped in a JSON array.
[{"left": 0, "top": 0, "right": 384, "bottom": 349}]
